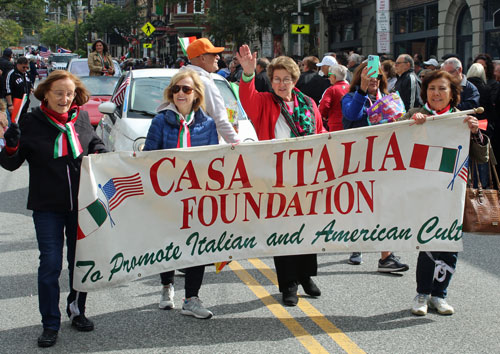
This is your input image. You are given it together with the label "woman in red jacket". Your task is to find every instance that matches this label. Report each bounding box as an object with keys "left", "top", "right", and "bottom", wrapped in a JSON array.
[
  {"left": 236, "top": 44, "right": 326, "bottom": 307},
  {"left": 319, "top": 64, "right": 350, "bottom": 131}
]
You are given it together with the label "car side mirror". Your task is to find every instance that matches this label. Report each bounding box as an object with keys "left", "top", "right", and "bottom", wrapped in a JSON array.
[{"left": 99, "top": 101, "right": 118, "bottom": 124}]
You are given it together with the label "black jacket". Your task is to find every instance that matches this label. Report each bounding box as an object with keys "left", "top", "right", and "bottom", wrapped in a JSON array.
[
  {"left": 0, "top": 56, "right": 14, "bottom": 98},
  {"left": 6, "top": 68, "right": 32, "bottom": 114},
  {"left": 0, "top": 107, "right": 107, "bottom": 211},
  {"left": 393, "top": 69, "right": 422, "bottom": 111},
  {"left": 295, "top": 70, "right": 330, "bottom": 105},
  {"left": 254, "top": 70, "right": 272, "bottom": 92}
]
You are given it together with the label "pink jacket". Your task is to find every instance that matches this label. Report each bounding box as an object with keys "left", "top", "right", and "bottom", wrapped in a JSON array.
[
  {"left": 239, "top": 77, "right": 326, "bottom": 141},
  {"left": 319, "top": 80, "right": 349, "bottom": 132}
]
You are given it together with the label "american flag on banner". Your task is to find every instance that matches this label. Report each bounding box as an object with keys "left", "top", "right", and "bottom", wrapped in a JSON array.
[
  {"left": 458, "top": 156, "right": 469, "bottom": 183},
  {"left": 101, "top": 173, "right": 144, "bottom": 211},
  {"left": 111, "top": 76, "right": 130, "bottom": 106}
]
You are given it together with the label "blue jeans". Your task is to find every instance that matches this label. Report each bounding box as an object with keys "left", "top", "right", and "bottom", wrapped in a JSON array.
[{"left": 33, "top": 210, "right": 88, "bottom": 330}]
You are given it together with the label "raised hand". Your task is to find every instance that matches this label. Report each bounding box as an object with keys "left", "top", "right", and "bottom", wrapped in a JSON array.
[
  {"left": 236, "top": 44, "right": 257, "bottom": 76},
  {"left": 4, "top": 123, "right": 21, "bottom": 147}
]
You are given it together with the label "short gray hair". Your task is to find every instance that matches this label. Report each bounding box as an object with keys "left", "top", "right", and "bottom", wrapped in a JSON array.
[
  {"left": 328, "top": 65, "right": 348, "bottom": 81},
  {"left": 443, "top": 57, "right": 462, "bottom": 70},
  {"left": 400, "top": 54, "right": 414, "bottom": 70},
  {"left": 348, "top": 53, "right": 362, "bottom": 65}
]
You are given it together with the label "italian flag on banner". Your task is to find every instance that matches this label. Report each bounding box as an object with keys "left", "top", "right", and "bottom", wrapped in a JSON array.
[
  {"left": 78, "top": 199, "right": 108, "bottom": 240},
  {"left": 11, "top": 94, "right": 28, "bottom": 124},
  {"left": 178, "top": 36, "right": 196, "bottom": 56},
  {"left": 409, "top": 143, "right": 458, "bottom": 173}
]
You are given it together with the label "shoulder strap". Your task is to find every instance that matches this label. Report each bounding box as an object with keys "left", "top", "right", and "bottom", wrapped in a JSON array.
[{"left": 409, "top": 73, "right": 416, "bottom": 109}]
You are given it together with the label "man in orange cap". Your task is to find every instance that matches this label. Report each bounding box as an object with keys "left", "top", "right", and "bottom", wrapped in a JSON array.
[{"left": 182, "top": 38, "right": 239, "bottom": 143}]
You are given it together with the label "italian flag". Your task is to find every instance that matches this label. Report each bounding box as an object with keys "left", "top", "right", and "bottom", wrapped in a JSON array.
[
  {"left": 409, "top": 143, "right": 458, "bottom": 173},
  {"left": 77, "top": 199, "right": 108, "bottom": 240},
  {"left": 11, "top": 94, "right": 28, "bottom": 124},
  {"left": 178, "top": 36, "right": 196, "bottom": 56}
]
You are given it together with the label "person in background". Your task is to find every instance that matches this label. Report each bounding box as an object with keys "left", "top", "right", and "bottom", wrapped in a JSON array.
[
  {"left": 336, "top": 51, "right": 352, "bottom": 82},
  {"left": 401, "top": 70, "right": 489, "bottom": 316},
  {"left": 418, "top": 69, "right": 433, "bottom": 82},
  {"left": 254, "top": 57, "right": 272, "bottom": 93},
  {"left": 183, "top": 38, "right": 239, "bottom": 144},
  {"left": 413, "top": 53, "right": 423, "bottom": 76},
  {"left": 216, "top": 58, "right": 230, "bottom": 78},
  {"left": 317, "top": 55, "right": 338, "bottom": 78},
  {"left": 319, "top": 64, "right": 350, "bottom": 131},
  {"left": 29, "top": 57, "right": 38, "bottom": 85},
  {"left": 467, "top": 63, "right": 495, "bottom": 135},
  {"left": 423, "top": 58, "right": 440, "bottom": 70},
  {"left": 6, "top": 57, "right": 32, "bottom": 117},
  {"left": 341, "top": 61, "right": 410, "bottom": 273},
  {"left": 441, "top": 57, "right": 479, "bottom": 111},
  {"left": 0, "top": 70, "right": 107, "bottom": 347},
  {"left": 144, "top": 69, "right": 217, "bottom": 319},
  {"left": 228, "top": 56, "right": 243, "bottom": 83},
  {"left": 88, "top": 39, "right": 115, "bottom": 77},
  {"left": 381, "top": 60, "right": 397, "bottom": 92},
  {"left": 347, "top": 53, "right": 362, "bottom": 73},
  {"left": 0, "top": 48, "right": 14, "bottom": 119},
  {"left": 295, "top": 56, "right": 330, "bottom": 105},
  {"left": 237, "top": 44, "right": 326, "bottom": 307},
  {"left": 393, "top": 54, "right": 422, "bottom": 111},
  {"left": 0, "top": 100, "right": 7, "bottom": 149}
]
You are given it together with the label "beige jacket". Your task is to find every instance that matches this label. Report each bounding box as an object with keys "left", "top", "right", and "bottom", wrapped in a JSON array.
[{"left": 88, "top": 51, "right": 114, "bottom": 76}]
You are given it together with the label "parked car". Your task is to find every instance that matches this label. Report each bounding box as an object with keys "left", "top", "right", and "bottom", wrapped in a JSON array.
[
  {"left": 79, "top": 76, "right": 119, "bottom": 126},
  {"left": 96, "top": 68, "right": 258, "bottom": 152},
  {"left": 67, "top": 58, "right": 122, "bottom": 77},
  {"left": 48, "top": 53, "right": 79, "bottom": 72}
]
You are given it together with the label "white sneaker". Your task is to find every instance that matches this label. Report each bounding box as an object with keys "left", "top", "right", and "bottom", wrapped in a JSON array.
[
  {"left": 159, "top": 284, "right": 175, "bottom": 309},
  {"left": 181, "top": 297, "right": 213, "bottom": 319},
  {"left": 411, "top": 294, "right": 430, "bottom": 316},
  {"left": 429, "top": 296, "right": 455, "bottom": 315}
]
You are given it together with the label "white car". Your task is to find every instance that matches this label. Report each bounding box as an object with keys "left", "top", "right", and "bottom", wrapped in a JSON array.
[
  {"left": 96, "top": 68, "right": 258, "bottom": 152},
  {"left": 67, "top": 58, "right": 122, "bottom": 77}
]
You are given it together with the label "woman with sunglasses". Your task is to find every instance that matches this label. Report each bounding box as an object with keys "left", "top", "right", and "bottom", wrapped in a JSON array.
[
  {"left": 143, "top": 70, "right": 217, "bottom": 319},
  {"left": 341, "top": 61, "right": 410, "bottom": 273},
  {"left": 236, "top": 44, "right": 326, "bottom": 307}
]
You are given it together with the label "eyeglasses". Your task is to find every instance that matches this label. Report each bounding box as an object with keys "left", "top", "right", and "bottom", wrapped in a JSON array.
[
  {"left": 272, "top": 77, "right": 293, "bottom": 84},
  {"left": 172, "top": 85, "right": 194, "bottom": 94},
  {"left": 50, "top": 90, "right": 76, "bottom": 99}
]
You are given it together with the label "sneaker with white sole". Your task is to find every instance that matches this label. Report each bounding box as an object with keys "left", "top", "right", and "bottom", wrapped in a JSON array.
[
  {"left": 411, "top": 294, "right": 430, "bottom": 316},
  {"left": 429, "top": 296, "right": 454, "bottom": 315},
  {"left": 159, "top": 284, "right": 175, "bottom": 310},
  {"left": 378, "top": 253, "right": 409, "bottom": 273},
  {"left": 181, "top": 297, "right": 213, "bottom": 319},
  {"left": 348, "top": 252, "right": 362, "bottom": 265}
]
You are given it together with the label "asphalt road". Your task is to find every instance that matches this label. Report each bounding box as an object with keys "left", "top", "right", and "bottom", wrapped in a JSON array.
[{"left": 1, "top": 148, "right": 500, "bottom": 353}]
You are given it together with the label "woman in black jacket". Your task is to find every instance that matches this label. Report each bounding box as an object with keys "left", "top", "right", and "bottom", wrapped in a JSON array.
[{"left": 0, "top": 70, "right": 107, "bottom": 347}]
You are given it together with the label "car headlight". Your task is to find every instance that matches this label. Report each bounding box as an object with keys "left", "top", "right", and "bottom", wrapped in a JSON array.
[{"left": 133, "top": 137, "right": 146, "bottom": 152}]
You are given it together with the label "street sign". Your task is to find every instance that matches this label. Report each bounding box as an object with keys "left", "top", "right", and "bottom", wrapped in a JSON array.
[
  {"left": 141, "top": 22, "right": 156, "bottom": 36},
  {"left": 143, "top": 43, "right": 152, "bottom": 49},
  {"left": 291, "top": 24, "right": 310, "bottom": 34},
  {"left": 377, "top": 12, "right": 390, "bottom": 32}
]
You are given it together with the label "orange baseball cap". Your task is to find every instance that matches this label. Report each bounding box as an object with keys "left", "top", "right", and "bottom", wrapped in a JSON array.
[{"left": 186, "top": 38, "right": 224, "bottom": 60}]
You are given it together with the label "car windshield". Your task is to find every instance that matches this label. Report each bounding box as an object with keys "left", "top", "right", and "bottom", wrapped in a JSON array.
[
  {"left": 80, "top": 76, "right": 119, "bottom": 96},
  {"left": 214, "top": 80, "right": 248, "bottom": 121},
  {"left": 69, "top": 60, "right": 121, "bottom": 77},
  {"left": 49, "top": 54, "right": 77, "bottom": 64},
  {"left": 128, "top": 77, "right": 171, "bottom": 118}
]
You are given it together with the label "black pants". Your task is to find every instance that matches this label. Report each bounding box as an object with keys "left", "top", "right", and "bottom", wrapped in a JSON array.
[
  {"left": 274, "top": 254, "right": 318, "bottom": 293},
  {"left": 416, "top": 251, "right": 457, "bottom": 298},
  {"left": 160, "top": 265, "right": 205, "bottom": 298}
]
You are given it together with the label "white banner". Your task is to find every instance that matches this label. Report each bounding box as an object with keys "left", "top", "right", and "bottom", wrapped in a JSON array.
[{"left": 75, "top": 117, "right": 470, "bottom": 291}]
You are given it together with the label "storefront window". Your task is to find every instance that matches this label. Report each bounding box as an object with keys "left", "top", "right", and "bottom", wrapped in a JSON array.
[
  {"left": 410, "top": 8, "right": 425, "bottom": 32},
  {"left": 485, "top": 0, "right": 500, "bottom": 20},
  {"left": 426, "top": 4, "right": 438, "bottom": 30},
  {"left": 486, "top": 31, "right": 500, "bottom": 59},
  {"left": 396, "top": 12, "right": 407, "bottom": 34}
]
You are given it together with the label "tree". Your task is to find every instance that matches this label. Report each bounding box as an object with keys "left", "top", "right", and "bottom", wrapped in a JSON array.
[
  {"left": 85, "top": 3, "right": 142, "bottom": 40},
  {"left": 0, "top": 0, "right": 46, "bottom": 34},
  {"left": 206, "top": 0, "right": 295, "bottom": 47},
  {"left": 0, "top": 18, "right": 23, "bottom": 48},
  {"left": 40, "top": 21, "right": 86, "bottom": 52}
]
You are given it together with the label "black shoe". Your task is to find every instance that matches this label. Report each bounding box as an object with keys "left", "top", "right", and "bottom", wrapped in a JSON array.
[
  {"left": 38, "top": 328, "right": 58, "bottom": 348},
  {"left": 377, "top": 253, "right": 409, "bottom": 273},
  {"left": 300, "top": 277, "right": 321, "bottom": 297},
  {"left": 71, "top": 315, "right": 94, "bottom": 332},
  {"left": 282, "top": 290, "right": 298, "bottom": 306}
]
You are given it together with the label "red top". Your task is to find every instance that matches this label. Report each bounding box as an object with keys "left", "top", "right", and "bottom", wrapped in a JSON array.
[
  {"left": 319, "top": 80, "right": 350, "bottom": 132},
  {"left": 239, "top": 77, "right": 326, "bottom": 141}
]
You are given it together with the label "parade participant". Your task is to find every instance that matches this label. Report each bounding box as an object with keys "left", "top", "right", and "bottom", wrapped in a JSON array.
[
  {"left": 296, "top": 56, "right": 330, "bottom": 105},
  {"left": 319, "top": 64, "right": 349, "bottom": 131},
  {"left": 441, "top": 57, "right": 479, "bottom": 111},
  {"left": 237, "top": 44, "right": 326, "bottom": 307},
  {"left": 5, "top": 57, "right": 32, "bottom": 117},
  {"left": 0, "top": 48, "right": 14, "bottom": 106},
  {"left": 0, "top": 70, "right": 107, "bottom": 347},
  {"left": 88, "top": 39, "right": 115, "bottom": 76},
  {"left": 143, "top": 70, "right": 217, "bottom": 319},
  {"left": 401, "top": 70, "right": 489, "bottom": 316},
  {"left": 393, "top": 54, "right": 422, "bottom": 111},
  {"left": 341, "top": 61, "right": 410, "bottom": 272},
  {"left": 183, "top": 38, "right": 239, "bottom": 144}
]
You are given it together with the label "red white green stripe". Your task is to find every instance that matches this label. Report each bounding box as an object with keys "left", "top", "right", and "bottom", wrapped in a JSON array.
[
  {"left": 178, "top": 36, "right": 196, "bottom": 56},
  {"left": 176, "top": 111, "right": 194, "bottom": 148},
  {"left": 44, "top": 111, "right": 84, "bottom": 159}
]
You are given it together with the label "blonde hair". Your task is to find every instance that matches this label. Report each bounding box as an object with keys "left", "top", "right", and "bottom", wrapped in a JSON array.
[
  {"left": 466, "top": 63, "right": 487, "bottom": 84},
  {"left": 164, "top": 70, "right": 205, "bottom": 112},
  {"left": 267, "top": 56, "right": 301, "bottom": 83}
]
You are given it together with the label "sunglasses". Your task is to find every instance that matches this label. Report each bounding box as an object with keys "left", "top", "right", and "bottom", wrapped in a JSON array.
[{"left": 172, "top": 85, "right": 193, "bottom": 94}]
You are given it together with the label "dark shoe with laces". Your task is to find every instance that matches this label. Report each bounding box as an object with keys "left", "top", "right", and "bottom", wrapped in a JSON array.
[
  {"left": 37, "top": 328, "right": 58, "bottom": 347},
  {"left": 71, "top": 315, "right": 94, "bottom": 332},
  {"left": 378, "top": 253, "right": 409, "bottom": 273},
  {"left": 300, "top": 277, "right": 321, "bottom": 297}
]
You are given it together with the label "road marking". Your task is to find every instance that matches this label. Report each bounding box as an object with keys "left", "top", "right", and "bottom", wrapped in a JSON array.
[
  {"left": 229, "top": 260, "right": 329, "bottom": 354},
  {"left": 248, "top": 258, "right": 366, "bottom": 354}
]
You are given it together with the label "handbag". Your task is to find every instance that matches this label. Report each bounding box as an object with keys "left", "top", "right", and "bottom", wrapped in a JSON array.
[{"left": 462, "top": 155, "right": 500, "bottom": 234}]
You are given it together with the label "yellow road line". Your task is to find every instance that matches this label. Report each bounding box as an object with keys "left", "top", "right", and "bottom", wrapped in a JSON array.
[
  {"left": 229, "top": 260, "right": 329, "bottom": 354},
  {"left": 248, "top": 258, "right": 366, "bottom": 354}
]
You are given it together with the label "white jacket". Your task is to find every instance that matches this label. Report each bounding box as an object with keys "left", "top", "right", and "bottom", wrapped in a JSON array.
[{"left": 181, "top": 64, "right": 240, "bottom": 143}]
